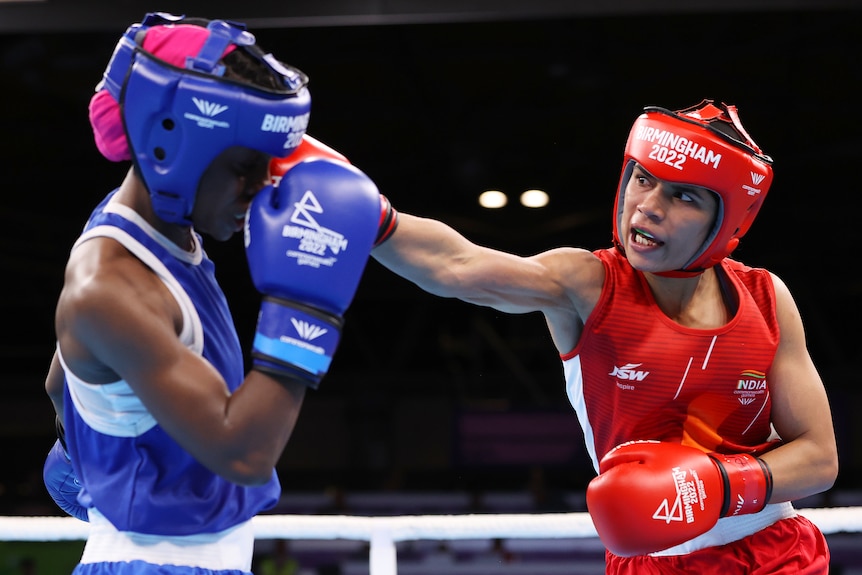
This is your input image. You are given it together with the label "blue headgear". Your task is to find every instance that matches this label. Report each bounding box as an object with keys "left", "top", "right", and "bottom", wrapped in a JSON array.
[{"left": 96, "top": 12, "right": 311, "bottom": 224}]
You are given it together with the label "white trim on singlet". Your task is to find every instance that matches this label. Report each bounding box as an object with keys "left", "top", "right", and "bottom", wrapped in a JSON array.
[
  {"left": 101, "top": 201, "right": 203, "bottom": 265},
  {"left": 563, "top": 354, "right": 600, "bottom": 472},
  {"left": 650, "top": 501, "right": 797, "bottom": 556},
  {"left": 59, "top": 347, "right": 158, "bottom": 438},
  {"left": 81, "top": 508, "right": 254, "bottom": 571}
]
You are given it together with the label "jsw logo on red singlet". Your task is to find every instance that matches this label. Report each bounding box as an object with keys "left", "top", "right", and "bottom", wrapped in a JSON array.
[{"left": 609, "top": 362, "right": 650, "bottom": 381}]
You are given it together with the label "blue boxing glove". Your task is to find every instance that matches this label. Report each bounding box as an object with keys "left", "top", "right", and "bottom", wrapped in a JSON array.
[
  {"left": 245, "top": 158, "right": 382, "bottom": 388},
  {"left": 43, "top": 418, "right": 88, "bottom": 521}
]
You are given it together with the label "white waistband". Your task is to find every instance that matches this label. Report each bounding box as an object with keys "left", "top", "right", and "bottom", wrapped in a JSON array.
[
  {"left": 650, "top": 501, "right": 797, "bottom": 556},
  {"left": 80, "top": 508, "right": 254, "bottom": 571}
]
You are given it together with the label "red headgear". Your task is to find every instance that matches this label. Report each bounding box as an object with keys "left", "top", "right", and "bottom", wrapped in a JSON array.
[{"left": 612, "top": 100, "right": 774, "bottom": 276}]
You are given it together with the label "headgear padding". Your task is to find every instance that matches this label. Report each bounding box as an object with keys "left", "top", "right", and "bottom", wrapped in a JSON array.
[
  {"left": 89, "top": 12, "right": 311, "bottom": 224},
  {"left": 89, "top": 22, "right": 236, "bottom": 163},
  {"left": 612, "top": 100, "right": 774, "bottom": 275}
]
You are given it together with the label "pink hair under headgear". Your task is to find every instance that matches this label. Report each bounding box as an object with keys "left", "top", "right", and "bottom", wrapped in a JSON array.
[{"left": 88, "top": 23, "right": 236, "bottom": 161}]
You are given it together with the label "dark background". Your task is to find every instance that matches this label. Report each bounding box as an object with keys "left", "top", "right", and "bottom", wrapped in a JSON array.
[{"left": 1, "top": 0, "right": 860, "bottom": 516}]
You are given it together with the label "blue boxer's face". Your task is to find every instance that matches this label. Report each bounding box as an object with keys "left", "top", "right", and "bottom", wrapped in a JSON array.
[{"left": 193, "top": 146, "right": 272, "bottom": 241}]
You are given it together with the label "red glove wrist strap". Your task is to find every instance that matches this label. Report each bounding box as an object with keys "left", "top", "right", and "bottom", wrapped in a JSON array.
[
  {"left": 374, "top": 194, "right": 399, "bottom": 246},
  {"left": 710, "top": 452, "right": 773, "bottom": 517}
]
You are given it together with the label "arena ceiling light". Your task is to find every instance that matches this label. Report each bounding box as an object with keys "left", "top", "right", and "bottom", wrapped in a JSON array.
[
  {"left": 520, "top": 189, "right": 549, "bottom": 208},
  {"left": 478, "top": 190, "right": 508, "bottom": 209}
]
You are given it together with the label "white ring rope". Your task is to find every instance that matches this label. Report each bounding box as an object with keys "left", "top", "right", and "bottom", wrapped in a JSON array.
[
  {"left": 2, "top": 507, "right": 860, "bottom": 540},
  {"left": 2, "top": 508, "right": 859, "bottom": 575}
]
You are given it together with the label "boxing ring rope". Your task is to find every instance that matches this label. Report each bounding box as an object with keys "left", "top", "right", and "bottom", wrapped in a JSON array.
[{"left": 2, "top": 508, "right": 860, "bottom": 574}]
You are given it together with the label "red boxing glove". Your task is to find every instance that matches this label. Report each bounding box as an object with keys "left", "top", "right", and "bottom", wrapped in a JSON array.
[
  {"left": 270, "top": 134, "right": 398, "bottom": 246},
  {"left": 269, "top": 134, "right": 350, "bottom": 186},
  {"left": 586, "top": 440, "right": 773, "bottom": 557}
]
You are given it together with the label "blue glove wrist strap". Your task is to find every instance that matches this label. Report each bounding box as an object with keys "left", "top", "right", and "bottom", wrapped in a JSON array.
[{"left": 252, "top": 296, "right": 343, "bottom": 387}]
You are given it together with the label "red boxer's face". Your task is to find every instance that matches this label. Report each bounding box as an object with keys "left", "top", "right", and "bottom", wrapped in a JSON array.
[{"left": 620, "top": 163, "right": 718, "bottom": 274}]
